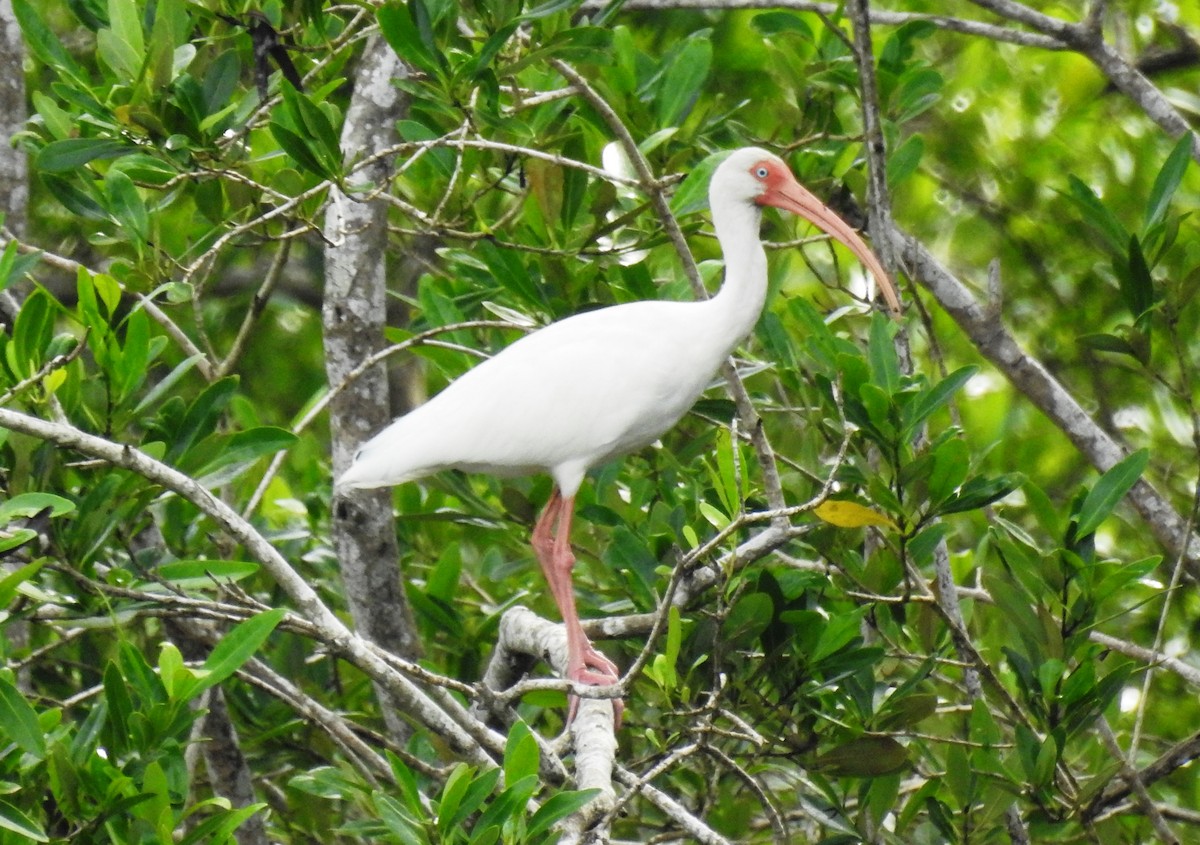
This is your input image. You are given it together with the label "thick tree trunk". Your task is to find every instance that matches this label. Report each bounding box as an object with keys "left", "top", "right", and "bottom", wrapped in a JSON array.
[
  {"left": 323, "top": 35, "right": 422, "bottom": 739},
  {"left": 0, "top": 0, "right": 26, "bottom": 240},
  {"left": 0, "top": 0, "right": 30, "bottom": 680}
]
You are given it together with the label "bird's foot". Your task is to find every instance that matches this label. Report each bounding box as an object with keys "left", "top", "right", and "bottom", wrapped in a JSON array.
[{"left": 565, "top": 648, "right": 624, "bottom": 728}]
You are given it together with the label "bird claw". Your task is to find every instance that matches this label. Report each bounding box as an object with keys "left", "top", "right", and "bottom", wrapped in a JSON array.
[
  {"left": 580, "top": 644, "right": 620, "bottom": 681},
  {"left": 565, "top": 647, "right": 624, "bottom": 728}
]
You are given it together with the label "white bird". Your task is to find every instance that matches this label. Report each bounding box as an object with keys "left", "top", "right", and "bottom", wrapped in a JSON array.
[{"left": 338, "top": 147, "right": 901, "bottom": 722}]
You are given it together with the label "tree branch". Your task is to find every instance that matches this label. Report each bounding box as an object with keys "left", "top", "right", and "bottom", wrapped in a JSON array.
[
  {"left": 0, "top": 405, "right": 504, "bottom": 765},
  {"left": 890, "top": 229, "right": 1200, "bottom": 572},
  {"left": 323, "top": 35, "right": 423, "bottom": 742},
  {"left": 582, "top": 0, "right": 1068, "bottom": 50}
]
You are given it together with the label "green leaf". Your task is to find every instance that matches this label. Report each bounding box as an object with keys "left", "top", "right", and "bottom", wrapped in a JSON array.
[
  {"left": 903, "top": 365, "right": 977, "bottom": 436},
  {"left": 97, "top": 25, "right": 140, "bottom": 80},
  {"left": 1112, "top": 234, "right": 1156, "bottom": 324},
  {"left": 10, "top": 288, "right": 57, "bottom": 379},
  {"left": 812, "top": 605, "right": 868, "bottom": 662},
  {"left": 202, "top": 50, "right": 241, "bottom": 116},
  {"left": 37, "top": 138, "right": 130, "bottom": 172},
  {"left": 0, "top": 559, "right": 47, "bottom": 604},
  {"left": 115, "top": 306, "right": 151, "bottom": 402},
  {"left": 408, "top": 0, "right": 438, "bottom": 56},
  {"left": 671, "top": 150, "right": 733, "bottom": 216},
  {"left": 868, "top": 311, "right": 899, "bottom": 393},
  {"left": 927, "top": 437, "right": 970, "bottom": 505},
  {"left": 269, "top": 121, "right": 332, "bottom": 179},
  {"left": 1077, "top": 332, "right": 1140, "bottom": 359},
  {"left": 374, "top": 792, "right": 430, "bottom": 844},
  {"left": 0, "top": 676, "right": 47, "bottom": 758},
  {"left": 446, "top": 767, "right": 500, "bottom": 833},
  {"left": 377, "top": 2, "right": 442, "bottom": 77},
  {"left": 387, "top": 750, "right": 426, "bottom": 816},
  {"left": 474, "top": 775, "right": 538, "bottom": 835},
  {"left": 12, "top": 0, "right": 85, "bottom": 82},
  {"left": 108, "top": 0, "right": 145, "bottom": 69},
  {"left": 185, "top": 608, "right": 287, "bottom": 698},
  {"left": 814, "top": 735, "right": 909, "bottom": 777},
  {"left": 520, "top": 0, "right": 580, "bottom": 20},
  {"left": 1033, "top": 734, "right": 1058, "bottom": 787},
  {"left": 147, "top": 0, "right": 189, "bottom": 89},
  {"left": 279, "top": 83, "right": 342, "bottom": 177},
  {"left": 102, "top": 661, "right": 133, "bottom": 753},
  {"left": 656, "top": 34, "right": 712, "bottom": 126},
  {"left": 1066, "top": 176, "right": 1128, "bottom": 255},
  {"left": 939, "top": 473, "right": 1022, "bottom": 515},
  {"left": 752, "top": 11, "right": 814, "bottom": 38},
  {"left": 133, "top": 352, "right": 206, "bottom": 413},
  {"left": 151, "top": 561, "right": 261, "bottom": 591},
  {"left": 0, "top": 798, "right": 48, "bottom": 842},
  {"left": 118, "top": 640, "right": 167, "bottom": 705},
  {"left": 1143, "top": 131, "right": 1193, "bottom": 232},
  {"left": 0, "top": 492, "right": 75, "bottom": 525},
  {"left": 477, "top": 241, "right": 543, "bottom": 309},
  {"left": 1074, "top": 449, "right": 1149, "bottom": 539},
  {"left": 504, "top": 721, "right": 540, "bottom": 784},
  {"left": 41, "top": 174, "right": 108, "bottom": 220},
  {"left": 105, "top": 169, "right": 150, "bottom": 244},
  {"left": 721, "top": 592, "right": 772, "bottom": 648},
  {"left": 0, "top": 242, "right": 25, "bottom": 294},
  {"left": 178, "top": 803, "right": 267, "bottom": 845},
  {"left": 157, "top": 642, "right": 190, "bottom": 699},
  {"left": 170, "top": 376, "right": 239, "bottom": 461},
  {"left": 194, "top": 426, "right": 298, "bottom": 487},
  {"left": 527, "top": 789, "right": 601, "bottom": 839},
  {"left": 436, "top": 764, "right": 475, "bottom": 840},
  {"left": 0, "top": 529, "right": 36, "bottom": 555},
  {"left": 876, "top": 692, "right": 938, "bottom": 731},
  {"left": 887, "top": 134, "right": 924, "bottom": 187}
]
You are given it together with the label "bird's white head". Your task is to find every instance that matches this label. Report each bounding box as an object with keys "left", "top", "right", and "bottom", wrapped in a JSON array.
[{"left": 710, "top": 146, "right": 903, "bottom": 317}]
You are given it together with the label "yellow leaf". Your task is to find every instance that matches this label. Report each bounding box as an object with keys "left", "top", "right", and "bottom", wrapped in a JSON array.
[
  {"left": 813, "top": 500, "right": 897, "bottom": 530},
  {"left": 43, "top": 368, "right": 67, "bottom": 394}
]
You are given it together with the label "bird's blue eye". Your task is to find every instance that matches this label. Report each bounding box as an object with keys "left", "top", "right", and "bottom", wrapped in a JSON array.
[{"left": 755, "top": 166, "right": 769, "bottom": 178}]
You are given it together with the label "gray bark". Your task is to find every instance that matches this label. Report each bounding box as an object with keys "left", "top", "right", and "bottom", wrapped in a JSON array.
[
  {"left": 0, "top": 0, "right": 29, "bottom": 679},
  {"left": 322, "top": 35, "right": 422, "bottom": 740},
  {"left": 0, "top": 0, "right": 26, "bottom": 239}
]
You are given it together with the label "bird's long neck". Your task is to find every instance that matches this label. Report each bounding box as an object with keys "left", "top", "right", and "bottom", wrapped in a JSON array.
[{"left": 704, "top": 198, "right": 769, "bottom": 357}]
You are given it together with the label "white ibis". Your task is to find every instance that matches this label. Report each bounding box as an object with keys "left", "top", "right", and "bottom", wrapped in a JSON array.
[{"left": 337, "top": 147, "right": 901, "bottom": 722}]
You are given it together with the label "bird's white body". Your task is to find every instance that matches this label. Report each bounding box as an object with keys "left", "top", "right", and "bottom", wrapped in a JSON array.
[
  {"left": 336, "top": 147, "right": 898, "bottom": 719},
  {"left": 339, "top": 154, "right": 771, "bottom": 497},
  {"left": 342, "top": 299, "right": 742, "bottom": 494}
]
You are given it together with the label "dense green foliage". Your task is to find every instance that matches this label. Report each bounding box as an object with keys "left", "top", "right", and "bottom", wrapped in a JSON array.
[{"left": 2, "top": 0, "right": 1199, "bottom": 842}]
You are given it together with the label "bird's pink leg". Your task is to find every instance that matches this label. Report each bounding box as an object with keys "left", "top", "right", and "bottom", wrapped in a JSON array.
[{"left": 532, "top": 489, "right": 622, "bottom": 724}]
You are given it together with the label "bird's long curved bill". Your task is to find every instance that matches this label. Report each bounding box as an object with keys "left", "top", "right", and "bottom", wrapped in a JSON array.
[{"left": 763, "top": 179, "right": 903, "bottom": 317}]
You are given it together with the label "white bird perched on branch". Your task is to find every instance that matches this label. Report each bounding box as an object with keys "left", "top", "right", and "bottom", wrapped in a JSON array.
[{"left": 338, "top": 146, "right": 902, "bottom": 723}]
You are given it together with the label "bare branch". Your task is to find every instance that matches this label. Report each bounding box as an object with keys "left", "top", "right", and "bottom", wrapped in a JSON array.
[{"left": 583, "top": 0, "right": 1068, "bottom": 50}]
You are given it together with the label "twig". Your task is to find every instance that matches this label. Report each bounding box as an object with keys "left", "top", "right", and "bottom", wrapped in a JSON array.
[
  {"left": 214, "top": 237, "right": 294, "bottom": 379},
  {"left": 0, "top": 405, "right": 504, "bottom": 766},
  {"left": 888, "top": 228, "right": 1200, "bottom": 570},
  {"left": 614, "top": 765, "right": 733, "bottom": 845},
  {"left": 1094, "top": 718, "right": 1180, "bottom": 843},
  {"left": 0, "top": 327, "right": 89, "bottom": 405},
  {"left": 582, "top": 0, "right": 1068, "bottom": 49}
]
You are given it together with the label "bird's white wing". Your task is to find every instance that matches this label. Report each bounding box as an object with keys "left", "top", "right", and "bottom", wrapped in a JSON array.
[{"left": 338, "top": 299, "right": 728, "bottom": 491}]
